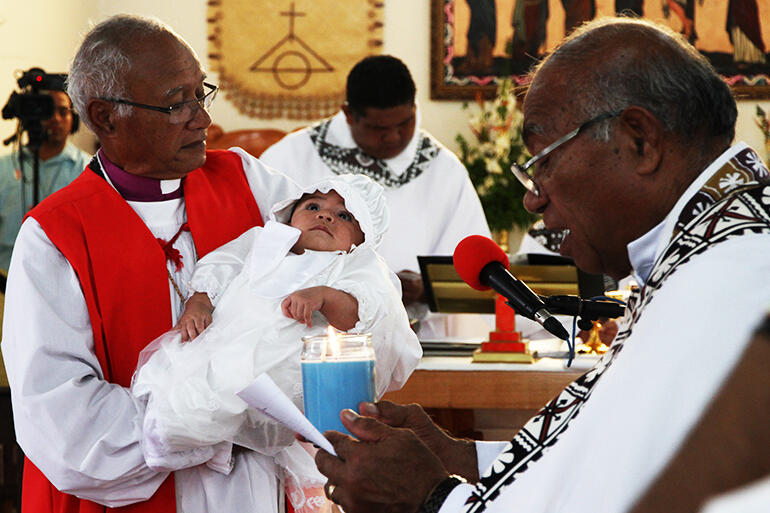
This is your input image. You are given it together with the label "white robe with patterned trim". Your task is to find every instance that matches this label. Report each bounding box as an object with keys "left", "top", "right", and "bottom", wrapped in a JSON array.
[{"left": 438, "top": 143, "right": 770, "bottom": 513}]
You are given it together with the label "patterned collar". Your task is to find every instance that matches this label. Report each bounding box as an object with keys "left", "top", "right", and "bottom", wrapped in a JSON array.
[
  {"left": 671, "top": 144, "right": 769, "bottom": 236},
  {"left": 309, "top": 118, "right": 440, "bottom": 189},
  {"left": 627, "top": 145, "right": 770, "bottom": 331},
  {"left": 526, "top": 219, "right": 566, "bottom": 253},
  {"left": 627, "top": 143, "right": 766, "bottom": 286}
]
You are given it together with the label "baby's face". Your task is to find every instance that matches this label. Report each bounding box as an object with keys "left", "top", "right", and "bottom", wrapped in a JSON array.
[{"left": 290, "top": 190, "right": 365, "bottom": 253}]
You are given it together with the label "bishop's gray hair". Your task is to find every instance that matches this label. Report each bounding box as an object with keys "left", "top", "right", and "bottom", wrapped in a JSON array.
[
  {"left": 531, "top": 17, "right": 736, "bottom": 151},
  {"left": 67, "top": 14, "right": 193, "bottom": 130}
]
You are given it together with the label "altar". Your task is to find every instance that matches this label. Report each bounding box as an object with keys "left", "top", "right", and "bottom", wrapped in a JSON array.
[
  {"left": 384, "top": 353, "right": 590, "bottom": 409},
  {"left": 382, "top": 342, "right": 595, "bottom": 440},
  {"left": 390, "top": 250, "right": 610, "bottom": 439}
]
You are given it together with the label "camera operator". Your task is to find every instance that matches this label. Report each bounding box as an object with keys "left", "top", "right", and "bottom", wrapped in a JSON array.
[{"left": 0, "top": 71, "right": 90, "bottom": 272}]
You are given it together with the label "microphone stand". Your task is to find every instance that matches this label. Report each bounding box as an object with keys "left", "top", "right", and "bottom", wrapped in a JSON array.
[
  {"left": 539, "top": 294, "right": 625, "bottom": 331},
  {"left": 530, "top": 295, "right": 625, "bottom": 367}
]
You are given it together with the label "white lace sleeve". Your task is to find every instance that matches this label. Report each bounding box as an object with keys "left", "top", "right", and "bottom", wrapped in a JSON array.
[{"left": 189, "top": 227, "right": 259, "bottom": 306}]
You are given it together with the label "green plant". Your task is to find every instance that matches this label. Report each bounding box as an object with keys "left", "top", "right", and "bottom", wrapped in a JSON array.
[
  {"left": 757, "top": 105, "right": 770, "bottom": 141},
  {"left": 455, "top": 79, "right": 537, "bottom": 232}
]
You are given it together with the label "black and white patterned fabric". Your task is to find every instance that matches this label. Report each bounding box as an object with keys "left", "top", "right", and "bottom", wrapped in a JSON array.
[
  {"left": 526, "top": 219, "right": 567, "bottom": 254},
  {"left": 308, "top": 119, "right": 440, "bottom": 189},
  {"left": 463, "top": 146, "right": 770, "bottom": 512}
]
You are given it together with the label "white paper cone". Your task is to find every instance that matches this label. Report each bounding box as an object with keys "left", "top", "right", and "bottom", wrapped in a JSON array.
[{"left": 237, "top": 373, "right": 337, "bottom": 456}]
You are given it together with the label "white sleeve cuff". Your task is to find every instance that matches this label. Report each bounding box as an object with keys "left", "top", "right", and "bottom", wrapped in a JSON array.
[
  {"left": 476, "top": 440, "right": 511, "bottom": 476},
  {"left": 434, "top": 440, "right": 510, "bottom": 513}
]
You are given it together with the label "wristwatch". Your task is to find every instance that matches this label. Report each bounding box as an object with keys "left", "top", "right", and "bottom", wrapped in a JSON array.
[{"left": 418, "top": 474, "right": 467, "bottom": 513}]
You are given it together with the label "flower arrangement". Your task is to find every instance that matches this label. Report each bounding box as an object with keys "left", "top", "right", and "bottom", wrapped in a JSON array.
[{"left": 455, "top": 79, "right": 538, "bottom": 232}]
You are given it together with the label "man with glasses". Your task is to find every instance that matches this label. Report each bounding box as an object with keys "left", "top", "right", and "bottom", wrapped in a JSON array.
[
  {"left": 307, "top": 17, "right": 770, "bottom": 513},
  {"left": 1, "top": 14, "right": 299, "bottom": 513},
  {"left": 0, "top": 86, "right": 90, "bottom": 271}
]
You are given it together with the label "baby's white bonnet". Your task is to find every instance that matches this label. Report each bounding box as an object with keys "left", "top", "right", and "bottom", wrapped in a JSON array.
[{"left": 270, "top": 174, "right": 390, "bottom": 249}]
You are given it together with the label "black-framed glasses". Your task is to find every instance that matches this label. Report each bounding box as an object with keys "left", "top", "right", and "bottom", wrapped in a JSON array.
[
  {"left": 511, "top": 110, "right": 623, "bottom": 197},
  {"left": 99, "top": 82, "right": 218, "bottom": 125}
]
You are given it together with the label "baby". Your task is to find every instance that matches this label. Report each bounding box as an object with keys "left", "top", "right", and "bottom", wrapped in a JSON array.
[
  {"left": 131, "top": 174, "right": 421, "bottom": 512},
  {"left": 179, "top": 185, "right": 369, "bottom": 340}
]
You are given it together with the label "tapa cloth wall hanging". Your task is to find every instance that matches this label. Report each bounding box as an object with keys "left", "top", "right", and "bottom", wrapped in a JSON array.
[{"left": 208, "top": 0, "right": 383, "bottom": 120}]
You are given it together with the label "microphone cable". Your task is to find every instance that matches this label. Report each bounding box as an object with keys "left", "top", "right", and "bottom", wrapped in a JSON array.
[{"left": 565, "top": 295, "right": 626, "bottom": 367}]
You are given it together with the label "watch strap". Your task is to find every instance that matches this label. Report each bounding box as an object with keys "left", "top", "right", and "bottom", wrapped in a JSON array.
[{"left": 419, "top": 474, "right": 467, "bottom": 513}]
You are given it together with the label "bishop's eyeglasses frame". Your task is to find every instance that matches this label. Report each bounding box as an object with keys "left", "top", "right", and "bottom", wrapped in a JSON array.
[
  {"left": 511, "top": 110, "right": 622, "bottom": 197},
  {"left": 99, "top": 82, "right": 218, "bottom": 125}
]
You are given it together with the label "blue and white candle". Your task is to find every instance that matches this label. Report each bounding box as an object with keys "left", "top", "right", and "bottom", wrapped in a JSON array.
[{"left": 301, "top": 328, "right": 375, "bottom": 435}]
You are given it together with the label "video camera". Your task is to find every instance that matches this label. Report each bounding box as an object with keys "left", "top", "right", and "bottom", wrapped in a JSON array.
[
  {"left": 2, "top": 68, "right": 68, "bottom": 148},
  {"left": 2, "top": 68, "right": 70, "bottom": 208}
]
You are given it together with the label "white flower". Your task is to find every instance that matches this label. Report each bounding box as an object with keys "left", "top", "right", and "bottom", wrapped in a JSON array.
[
  {"left": 456, "top": 78, "right": 530, "bottom": 227},
  {"left": 718, "top": 172, "right": 744, "bottom": 191},
  {"left": 490, "top": 450, "right": 514, "bottom": 474},
  {"left": 480, "top": 143, "right": 496, "bottom": 160},
  {"left": 494, "top": 133, "right": 511, "bottom": 154},
  {"left": 486, "top": 159, "right": 502, "bottom": 174},
  {"left": 744, "top": 151, "right": 769, "bottom": 177},
  {"left": 691, "top": 201, "right": 708, "bottom": 217}
]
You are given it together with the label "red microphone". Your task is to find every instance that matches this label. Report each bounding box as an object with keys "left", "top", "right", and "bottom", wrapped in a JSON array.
[
  {"left": 453, "top": 235, "right": 510, "bottom": 290},
  {"left": 453, "top": 235, "right": 569, "bottom": 340}
]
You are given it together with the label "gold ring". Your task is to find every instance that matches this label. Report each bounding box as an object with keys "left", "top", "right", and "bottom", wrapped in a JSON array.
[{"left": 326, "top": 484, "right": 336, "bottom": 498}]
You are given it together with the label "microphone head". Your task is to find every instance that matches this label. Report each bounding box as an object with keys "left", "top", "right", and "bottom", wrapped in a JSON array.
[{"left": 453, "top": 235, "right": 510, "bottom": 291}]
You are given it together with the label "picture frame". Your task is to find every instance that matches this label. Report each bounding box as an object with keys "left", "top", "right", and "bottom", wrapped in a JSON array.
[{"left": 431, "top": 0, "right": 770, "bottom": 101}]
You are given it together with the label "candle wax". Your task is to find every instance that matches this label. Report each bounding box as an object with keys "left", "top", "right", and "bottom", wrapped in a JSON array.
[{"left": 302, "top": 359, "right": 375, "bottom": 435}]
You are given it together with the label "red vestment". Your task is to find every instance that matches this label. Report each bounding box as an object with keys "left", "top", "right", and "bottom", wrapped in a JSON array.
[{"left": 22, "top": 150, "right": 263, "bottom": 513}]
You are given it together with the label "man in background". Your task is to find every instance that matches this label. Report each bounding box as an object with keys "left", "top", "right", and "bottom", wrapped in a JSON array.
[
  {"left": 261, "top": 55, "right": 491, "bottom": 335},
  {"left": 0, "top": 86, "right": 90, "bottom": 271}
]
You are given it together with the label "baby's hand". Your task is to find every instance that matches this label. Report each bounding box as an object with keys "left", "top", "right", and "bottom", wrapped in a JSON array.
[
  {"left": 176, "top": 292, "right": 213, "bottom": 341},
  {"left": 282, "top": 287, "right": 325, "bottom": 327}
]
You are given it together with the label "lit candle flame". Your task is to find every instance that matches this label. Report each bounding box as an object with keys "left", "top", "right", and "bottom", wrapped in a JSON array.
[{"left": 326, "top": 326, "right": 341, "bottom": 359}]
